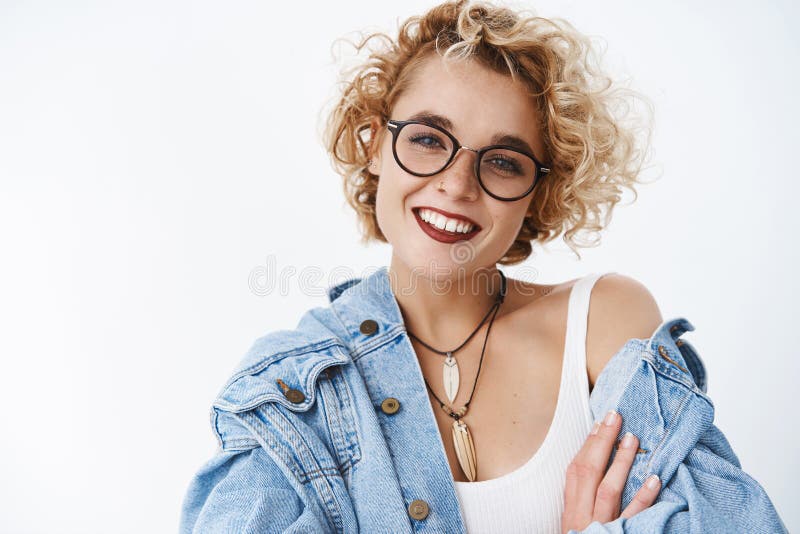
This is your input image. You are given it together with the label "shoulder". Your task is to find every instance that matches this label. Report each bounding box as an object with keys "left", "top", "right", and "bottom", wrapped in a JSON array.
[
  {"left": 212, "top": 305, "right": 351, "bottom": 423},
  {"left": 585, "top": 273, "right": 663, "bottom": 390}
]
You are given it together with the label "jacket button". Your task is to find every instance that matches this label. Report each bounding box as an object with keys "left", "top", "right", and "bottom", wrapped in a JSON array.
[
  {"left": 408, "top": 499, "right": 429, "bottom": 520},
  {"left": 284, "top": 388, "right": 306, "bottom": 404},
  {"left": 381, "top": 397, "right": 401, "bottom": 415},
  {"left": 359, "top": 319, "right": 378, "bottom": 335}
]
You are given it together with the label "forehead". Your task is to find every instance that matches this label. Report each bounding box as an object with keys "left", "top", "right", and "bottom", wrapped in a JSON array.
[{"left": 391, "top": 53, "right": 543, "bottom": 152}]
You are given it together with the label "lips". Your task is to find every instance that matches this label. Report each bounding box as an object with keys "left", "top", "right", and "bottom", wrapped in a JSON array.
[
  {"left": 412, "top": 207, "right": 482, "bottom": 244},
  {"left": 414, "top": 206, "right": 481, "bottom": 230}
]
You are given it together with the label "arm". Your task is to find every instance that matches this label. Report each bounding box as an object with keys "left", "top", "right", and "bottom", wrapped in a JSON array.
[{"left": 571, "top": 275, "right": 788, "bottom": 533}]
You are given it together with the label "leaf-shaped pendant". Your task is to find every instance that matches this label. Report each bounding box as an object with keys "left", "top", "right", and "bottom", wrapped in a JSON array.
[
  {"left": 443, "top": 352, "right": 460, "bottom": 404},
  {"left": 452, "top": 419, "right": 477, "bottom": 482}
]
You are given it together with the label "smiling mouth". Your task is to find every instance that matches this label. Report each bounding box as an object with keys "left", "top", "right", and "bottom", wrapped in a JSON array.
[
  {"left": 412, "top": 208, "right": 481, "bottom": 243},
  {"left": 415, "top": 207, "right": 480, "bottom": 232}
]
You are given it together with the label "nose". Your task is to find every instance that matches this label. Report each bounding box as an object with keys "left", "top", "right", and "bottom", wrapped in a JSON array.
[{"left": 439, "top": 146, "right": 481, "bottom": 200}]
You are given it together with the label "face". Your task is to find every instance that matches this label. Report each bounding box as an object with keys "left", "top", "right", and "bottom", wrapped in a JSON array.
[{"left": 370, "top": 53, "right": 547, "bottom": 280}]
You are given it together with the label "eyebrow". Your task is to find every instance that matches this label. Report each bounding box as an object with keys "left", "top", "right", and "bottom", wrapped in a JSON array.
[{"left": 406, "top": 110, "right": 538, "bottom": 157}]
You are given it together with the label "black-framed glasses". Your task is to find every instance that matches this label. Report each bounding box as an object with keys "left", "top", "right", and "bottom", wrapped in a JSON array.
[{"left": 386, "top": 119, "right": 550, "bottom": 201}]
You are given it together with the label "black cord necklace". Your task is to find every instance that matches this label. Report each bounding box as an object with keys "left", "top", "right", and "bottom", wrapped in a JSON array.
[{"left": 405, "top": 269, "right": 507, "bottom": 482}]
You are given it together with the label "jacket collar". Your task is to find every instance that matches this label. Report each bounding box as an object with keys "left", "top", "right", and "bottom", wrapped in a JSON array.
[
  {"left": 646, "top": 317, "right": 706, "bottom": 393},
  {"left": 328, "top": 266, "right": 409, "bottom": 356}
]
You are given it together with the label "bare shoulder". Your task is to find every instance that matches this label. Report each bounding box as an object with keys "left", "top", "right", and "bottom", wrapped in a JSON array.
[
  {"left": 586, "top": 273, "right": 663, "bottom": 391},
  {"left": 504, "top": 272, "right": 661, "bottom": 391}
]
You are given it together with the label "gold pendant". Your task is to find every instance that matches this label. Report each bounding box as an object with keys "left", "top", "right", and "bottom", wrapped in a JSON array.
[
  {"left": 443, "top": 352, "right": 460, "bottom": 403},
  {"left": 452, "top": 419, "right": 477, "bottom": 482}
]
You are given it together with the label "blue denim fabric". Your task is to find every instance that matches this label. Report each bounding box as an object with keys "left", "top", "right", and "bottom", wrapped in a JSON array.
[{"left": 179, "top": 266, "right": 787, "bottom": 533}]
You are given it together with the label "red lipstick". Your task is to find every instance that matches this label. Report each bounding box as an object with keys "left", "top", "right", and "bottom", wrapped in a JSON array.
[{"left": 413, "top": 208, "right": 481, "bottom": 244}]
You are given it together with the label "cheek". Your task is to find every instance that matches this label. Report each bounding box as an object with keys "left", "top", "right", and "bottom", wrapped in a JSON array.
[
  {"left": 374, "top": 181, "right": 389, "bottom": 229},
  {"left": 376, "top": 171, "right": 417, "bottom": 215},
  {"left": 490, "top": 210, "right": 527, "bottom": 246},
  {"left": 374, "top": 176, "right": 403, "bottom": 237}
]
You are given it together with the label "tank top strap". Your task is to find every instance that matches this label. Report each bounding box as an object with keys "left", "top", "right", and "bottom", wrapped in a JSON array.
[{"left": 563, "top": 271, "right": 617, "bottom": 381}]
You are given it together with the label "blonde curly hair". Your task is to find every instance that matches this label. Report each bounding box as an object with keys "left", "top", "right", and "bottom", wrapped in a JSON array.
[{"left": 320, "top": 0, "right": 655, "bottom": 264}]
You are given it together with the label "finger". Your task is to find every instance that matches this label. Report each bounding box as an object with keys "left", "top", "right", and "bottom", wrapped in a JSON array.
[
  {"left": 592, "top": 431, "right": 640, "bottom": 522},
  {"left": 564, "top": 410, "right": 623, "bottom": 525},
  {"left": 620, "top": 473, "right": 662, "bottom": 519},
  {"left": 563, "top": 422, "right": 601, "bottom": 526},
  {"left": 582, "top": 410, "right": 623, "bottom": 469}
]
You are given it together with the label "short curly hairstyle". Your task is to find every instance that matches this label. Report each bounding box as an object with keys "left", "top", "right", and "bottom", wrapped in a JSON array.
[{"left": 320, "top": 0, "right": 655, "bottom": 264}]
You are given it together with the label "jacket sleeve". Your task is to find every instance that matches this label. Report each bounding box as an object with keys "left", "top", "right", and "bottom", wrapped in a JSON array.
[
  {"left": 178, "top": 445, "right": 328, "bottom": 534},
  {"left": 566, "top": 422, "right": 788, "bottom": 533},
  {"left": 571, "top": 319, "right": 788, "bottom": 534}
]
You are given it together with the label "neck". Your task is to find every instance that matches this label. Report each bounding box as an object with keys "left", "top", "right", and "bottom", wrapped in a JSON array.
[{"left": 387, "top": 257, "right": 505, "bottom": 348}]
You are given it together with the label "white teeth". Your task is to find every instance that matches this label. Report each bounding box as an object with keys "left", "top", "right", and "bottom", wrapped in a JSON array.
[{"left": 418, "top": 208, "right": 475, "bottom": 234}]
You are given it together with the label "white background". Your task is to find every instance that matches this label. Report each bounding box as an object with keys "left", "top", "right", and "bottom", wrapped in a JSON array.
[{"left": 1, "top": 0, "right": 797, "bottom": 532}]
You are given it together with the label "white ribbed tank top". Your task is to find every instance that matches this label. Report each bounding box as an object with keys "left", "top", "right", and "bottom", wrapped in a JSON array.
[{"left": 453, "top": 272, "right": 610, "bottom": 534}]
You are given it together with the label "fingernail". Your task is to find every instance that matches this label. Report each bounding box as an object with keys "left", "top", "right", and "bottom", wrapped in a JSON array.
[
  {"left": 604, "top": 410, "right": 618, "bottom": 426},
  {"left": 591, "top": 421, "right": 601, "bottom": 435},
  {"left": 621, "top": 432, "right": 636, "bottom": 448},
  {"left": 646, "top": 474, "right": 660, "bottom": 489}
]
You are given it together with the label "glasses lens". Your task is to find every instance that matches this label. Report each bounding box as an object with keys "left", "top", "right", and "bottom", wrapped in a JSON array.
[
  {"left": 479, "top": 148, "right": 537, "bottom": 199},
  {"left": 395, "top": 123, "right": 454, "bottom": 175}
]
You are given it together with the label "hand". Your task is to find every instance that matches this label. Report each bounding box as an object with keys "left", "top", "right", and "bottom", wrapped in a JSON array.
[{"left": 560, "top": 410, "right": 662, "bottom": 534}]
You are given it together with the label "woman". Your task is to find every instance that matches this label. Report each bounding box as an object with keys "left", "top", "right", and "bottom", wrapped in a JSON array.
[{"left": 179, "top": 1, "right": 786, "bottom": 533}]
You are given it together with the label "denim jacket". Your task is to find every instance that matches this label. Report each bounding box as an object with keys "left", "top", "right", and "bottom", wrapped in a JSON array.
[{"left": 179, "top": 266, "right": 787, "bottom": 533}]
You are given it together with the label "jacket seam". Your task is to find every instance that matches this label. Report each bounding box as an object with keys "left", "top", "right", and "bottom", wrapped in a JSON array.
[
  {"left": 318, "top": 368, "right": 362, "bottom": 475},
  {"left": 646, "top": 347, "right": 712, "bottom": 403},
  {"left": 270, "top": 406, "right": 346, "bottom": 533},
  {"left": 644, "top": 387, "right": 693, "bottom": 472},
  {"left": 211, "top": 406, "right": 223, "bottom": 448},
  {"left": 349, "top": 325, "right": 408, "bottom": 362}
]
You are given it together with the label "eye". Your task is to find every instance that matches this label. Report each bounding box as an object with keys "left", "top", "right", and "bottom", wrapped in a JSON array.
[
  {"left": 486, "top": 155, "right": 523, "bottom": 174},
  {"left": 407, "top": 133, "right": 446, "bottom": 149}
]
